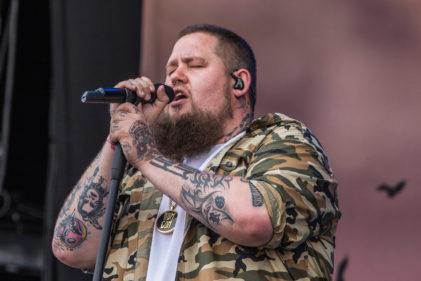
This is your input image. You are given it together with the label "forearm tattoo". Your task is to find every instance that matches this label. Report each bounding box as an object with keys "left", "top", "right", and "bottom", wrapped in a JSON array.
[
  {"left": 129, "top": 120, "right": 158, "bottom": 161},
  {"left": 150, "top": 156, "right": 234, "bottom": 229},
  {"left": 54, "top": 211, "right": 88, "bottom": 250},
  {"left": 54, "top": 167, "right": 108, "bottom": 251},
  {"left": 55, "top": 184, "right": 88, "bottom": 251},
  {"left": 77, "top": 169, "right": 108, "bottom": 230}
]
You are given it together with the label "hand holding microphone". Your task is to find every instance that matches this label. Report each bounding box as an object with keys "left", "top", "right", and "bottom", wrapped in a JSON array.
[
  {"left": 82, "top": 77, "right": 175, "bottom": 129},
  {"left": 82, "top": 77, "right": 175, "bottom": 126},
  {"left": 81, "top": 83, "right": 174, "bottom": 105},
  {"left": 82, "top": 77, "right": 173, "bottom": 165}
]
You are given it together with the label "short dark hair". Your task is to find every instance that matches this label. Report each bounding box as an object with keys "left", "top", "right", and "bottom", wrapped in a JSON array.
[{"left": 178, "top": 24, "right": 257, "bottom": 111}]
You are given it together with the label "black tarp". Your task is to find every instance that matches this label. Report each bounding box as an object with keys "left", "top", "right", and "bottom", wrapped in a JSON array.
[{"left": 45, "top": 1, "right": 141, "bottom": 280}]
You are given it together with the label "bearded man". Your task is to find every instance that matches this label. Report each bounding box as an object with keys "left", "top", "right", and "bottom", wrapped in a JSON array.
[{"left": 52, "top": 24, "right": 341, "bottom": 281}]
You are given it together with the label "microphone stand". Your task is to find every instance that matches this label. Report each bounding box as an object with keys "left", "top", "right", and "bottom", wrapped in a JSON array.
[
  {"left": 92, "top": 144, "right": 126, "bottom": 281},
  {"left": 83, "top": 84, "right": 173, "bottom": 280}
]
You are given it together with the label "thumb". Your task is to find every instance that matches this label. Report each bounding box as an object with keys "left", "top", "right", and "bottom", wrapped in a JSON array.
[{"left": 154, "top": 84, "right": 171, "bottom": 107}]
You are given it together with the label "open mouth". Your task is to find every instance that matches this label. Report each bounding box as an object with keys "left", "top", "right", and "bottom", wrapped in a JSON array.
[{"left": 173, "top": 91, "right": 188, "bottom": 102}]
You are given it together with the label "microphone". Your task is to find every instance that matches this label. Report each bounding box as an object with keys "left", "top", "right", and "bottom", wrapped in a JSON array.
[{"left": 81, "top": 83, "right": 175, "bottom": 104}]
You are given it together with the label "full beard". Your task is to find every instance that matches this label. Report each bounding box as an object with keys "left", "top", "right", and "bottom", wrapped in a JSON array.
[{"left": 152, "top": 95, "right": 233, "bottom": 161}]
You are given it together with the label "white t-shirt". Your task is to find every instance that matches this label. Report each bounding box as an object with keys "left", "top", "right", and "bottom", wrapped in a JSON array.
[{"left": 145, "top": 133, "right": 244, "bottom": 281}]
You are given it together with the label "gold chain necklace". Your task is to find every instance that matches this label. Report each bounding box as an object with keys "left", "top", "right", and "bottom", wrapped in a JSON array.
[{"left": 156, "top": 199, "right": 178, "bottom": 234}]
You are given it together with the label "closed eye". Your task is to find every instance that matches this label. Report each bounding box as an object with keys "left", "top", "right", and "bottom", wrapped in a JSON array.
[
  {"left": 166, "top": 69, "right": 176, "bottom": 76},
  {"left": 186, "top": 57, "right": 207, "bottom": 68}
]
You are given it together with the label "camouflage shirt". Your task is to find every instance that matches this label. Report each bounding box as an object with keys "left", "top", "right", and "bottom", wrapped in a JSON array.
[{"left": 104, "top": 113, "right": 341, "bottom": 281}]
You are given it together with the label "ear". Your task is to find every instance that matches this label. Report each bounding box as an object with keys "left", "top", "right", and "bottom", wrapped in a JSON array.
[{"left": 231, "top": 68, "right": 251, "bottom": 99}]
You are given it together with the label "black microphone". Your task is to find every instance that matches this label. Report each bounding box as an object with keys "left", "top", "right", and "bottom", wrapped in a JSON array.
[{"left": 81, "top": 83, "right": 175, "bottom": 104}]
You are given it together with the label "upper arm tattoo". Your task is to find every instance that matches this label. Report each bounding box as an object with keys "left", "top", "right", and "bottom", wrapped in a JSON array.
[
  {"left": 240, "top": 178, "right": 264, "bottom": 207},
  {"left": 180, "top": 173, "right": 233, "bottom": 228},
  {"left": 248, "top": 181, "right": 264, "bottom": 207}
]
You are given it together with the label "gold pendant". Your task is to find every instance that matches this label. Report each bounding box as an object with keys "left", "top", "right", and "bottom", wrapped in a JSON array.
[{"left": 156, "top": 210, "right": 178, "bottom": 234}]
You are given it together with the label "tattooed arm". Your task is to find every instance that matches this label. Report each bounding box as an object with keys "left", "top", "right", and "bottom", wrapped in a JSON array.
[
  {"left": 142, "top": 155, "right": 272, "bottom": 246},
  {"left": 109, "top": 104, "right": 273, "bottom": 246},
  {"left": 52, "top": 77, "right": 170, "bottom": 268},
  {"left": 51, "top": 137, "right": 115, "bottom": 269}
]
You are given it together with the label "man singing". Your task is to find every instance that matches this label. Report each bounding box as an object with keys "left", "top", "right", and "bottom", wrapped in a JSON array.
[{"left": 52, "top": 24, "right": 341, "bottom": 281}]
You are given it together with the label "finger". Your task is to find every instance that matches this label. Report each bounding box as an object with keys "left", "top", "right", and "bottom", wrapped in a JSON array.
[
  {"left": 139, "top": 76, "right": 155, "bottom": 96},
  {"left": 109, "top": 130, "right": 128, "bottom": 144},
  {"left": 110, "top": 118, "right": 120, "bottom": 133},
  {"left": 140, "top": 85, "right": 171, "bottom": 124},
  {"left": 114, "top": 102, "right": 140, "bottom": 115},
  {"left": 114, "top": 79, "right": 137, "bottom": 92},
  {"left": 114, "top": 81, "right": 126, "bottom": 88},
  {"left": 115, "top": 111, "right": 128, "bottom": 120},
  {"left": 109, "top": 130, "right": 120, "bottom": 143},
  {"left": 133, "top": 77, "right": 153, "bottom": 101},
  {"left": 109, "top": 103, "right": 118, "bottom": 116},
  {"left": 111, "top": 79, "right": 132, "bottom": 115},
  {"left": 114, "top": 80, "right": 130, "bottom": 89},
  {"left": 155, "top": 84, "right": 171, "bottom": 105}
]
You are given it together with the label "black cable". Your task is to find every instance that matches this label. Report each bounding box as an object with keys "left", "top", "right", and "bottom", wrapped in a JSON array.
[
  {"left": 0, "top": 2, "right": 11, "bottom": 78},
  {"left": 0, "top": 0, "right": 19, "bottom": 193}
]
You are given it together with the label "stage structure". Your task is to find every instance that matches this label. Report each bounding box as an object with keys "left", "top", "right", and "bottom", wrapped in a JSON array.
[{"left": 0, "top": 1, "right": 142, "bottom": 280}]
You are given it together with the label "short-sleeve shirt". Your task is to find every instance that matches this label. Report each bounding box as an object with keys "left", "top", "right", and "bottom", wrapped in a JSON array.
[{"left": 104, "top": 113, "right": 341, "bottom": 281}]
